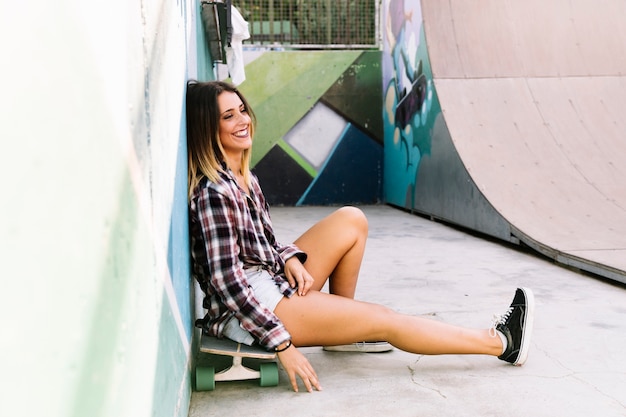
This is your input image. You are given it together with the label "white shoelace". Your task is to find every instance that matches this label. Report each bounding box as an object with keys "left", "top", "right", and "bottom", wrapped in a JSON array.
[{"left": 489, "top": 307, "right": 513, "bottom": 338}]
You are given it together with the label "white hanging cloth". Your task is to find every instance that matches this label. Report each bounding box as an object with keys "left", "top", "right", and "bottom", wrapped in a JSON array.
[{"left": 226, "top": 6, "right": 250, "bottom": 86}]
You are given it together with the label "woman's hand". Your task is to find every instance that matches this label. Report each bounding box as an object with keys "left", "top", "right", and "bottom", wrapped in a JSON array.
[
  {"left": 284, "top": 257, "right": 314, "bottom": 296},
  {"left": 277, "top": 344, "right": 322, "bottom": 392}
]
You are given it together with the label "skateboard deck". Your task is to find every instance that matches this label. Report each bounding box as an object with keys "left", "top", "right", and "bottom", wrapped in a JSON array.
[{"left": 195, "top": 333, "right": 279, "bottom": 391}]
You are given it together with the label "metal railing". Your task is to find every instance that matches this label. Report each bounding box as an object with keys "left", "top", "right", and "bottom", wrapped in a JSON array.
[{"left": 235, "top": 0, "right": 379, "bottom": 49}]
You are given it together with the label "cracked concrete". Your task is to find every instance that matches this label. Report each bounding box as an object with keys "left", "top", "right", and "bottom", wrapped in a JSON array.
[{"left": 188, "top": 205, "right": 626, "bottom": 417}]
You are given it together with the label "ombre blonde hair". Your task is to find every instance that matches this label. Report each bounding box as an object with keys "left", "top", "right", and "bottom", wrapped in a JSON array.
[{"left": 186, "top": 80, "right": 256, "bottom": 198}]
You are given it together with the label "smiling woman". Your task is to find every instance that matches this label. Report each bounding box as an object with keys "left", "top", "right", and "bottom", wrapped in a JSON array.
[
  {"left": 216, "top": 91, "right": 253, "bottom": 192},
  {"left": 186, "top": 81, "right": 257, "bottom": 196},
  {"left": 185, "top": 80, "right": 535, "bottom": 393}
]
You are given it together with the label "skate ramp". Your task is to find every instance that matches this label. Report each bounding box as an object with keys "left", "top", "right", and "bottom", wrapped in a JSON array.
[{"left": 416, "top": 0, "right": 626, "bottom": 282}]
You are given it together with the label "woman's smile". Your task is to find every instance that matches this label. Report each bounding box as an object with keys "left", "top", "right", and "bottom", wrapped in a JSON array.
[{"left": 232, "top": 128, "right": 249, "bottom": 138}]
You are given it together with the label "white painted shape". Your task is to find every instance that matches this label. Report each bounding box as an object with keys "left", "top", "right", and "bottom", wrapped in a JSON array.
[{"left": 284, "top": 102, "right": 347, "bottom": 170}]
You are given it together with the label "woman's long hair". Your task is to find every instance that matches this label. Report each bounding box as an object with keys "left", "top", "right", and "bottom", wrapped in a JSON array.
[{"left": 186, "top": 80, "right": 256, "bottom": 198}]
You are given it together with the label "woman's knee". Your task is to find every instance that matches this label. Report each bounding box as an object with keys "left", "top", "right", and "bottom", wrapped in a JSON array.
[
  {"left": 367, "top": 303, "right": 401, "bottom": 339},
  {"left": 336, "top": 206, "right": 368, "bottom": 235},
  {"left": 367, "top": 302, "right": 395, "bottom": 319}
]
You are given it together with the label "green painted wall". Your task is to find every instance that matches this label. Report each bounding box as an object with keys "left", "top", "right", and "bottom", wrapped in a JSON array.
[
  {"left": 229, "top": 50, "right": 383, "bottom": 205},
  {"left": 240, "top": 51, "right": 362, "bottom": 166},
  {"left": 0, "top": 1, "right": 201, "bottom": 416}
]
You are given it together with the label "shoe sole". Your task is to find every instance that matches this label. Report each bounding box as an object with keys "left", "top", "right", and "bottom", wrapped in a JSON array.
[
  {"left": 323, "top": 342, "right": 394, "bottom": 353},
  {"left": 513, "top": 287, "right": 535, "bottom": 366}
]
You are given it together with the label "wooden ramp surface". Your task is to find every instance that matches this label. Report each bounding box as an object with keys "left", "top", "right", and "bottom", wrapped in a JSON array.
[{"left": 419, "top": 0, "right": 626, "bottom": 282}]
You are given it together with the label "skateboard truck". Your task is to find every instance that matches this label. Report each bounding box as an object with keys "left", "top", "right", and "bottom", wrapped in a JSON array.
[{"left": 195, "top": 334, "right": 279, "bottom": 391}]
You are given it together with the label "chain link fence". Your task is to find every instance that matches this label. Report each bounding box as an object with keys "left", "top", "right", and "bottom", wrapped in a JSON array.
[{"left": 235, "top": 0, "right": 380, "bottom": 49}]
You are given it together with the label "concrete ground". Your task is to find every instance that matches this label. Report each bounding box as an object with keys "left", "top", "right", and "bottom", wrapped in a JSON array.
[{"left": 188, "top": 205, "right": 626, "bottom": 417}]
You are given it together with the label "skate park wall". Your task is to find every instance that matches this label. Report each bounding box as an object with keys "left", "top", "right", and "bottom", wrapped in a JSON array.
[
  {"left": 0, "top": 1, "right": 211, "bottom": 417},
  {"left": 231, "top": 50, "right": 385, "bottom": 206},
  {"left": 382, "top": 0, "right": 626, "bottom": 283}
]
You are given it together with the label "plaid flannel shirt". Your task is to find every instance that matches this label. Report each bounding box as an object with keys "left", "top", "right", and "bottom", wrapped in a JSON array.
[{"left": 189, "top": 167, "right": 306, "bottom": 350}]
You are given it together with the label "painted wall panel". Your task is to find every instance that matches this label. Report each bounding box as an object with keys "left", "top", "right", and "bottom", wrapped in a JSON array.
[
  {"left": 323, "top": 51, "right": 384, "bottom": 144},
  {"left": 237, "top": 50, "right": 384, "bottom": 206},
  {"left": 301, "top": 124, "right": 383, "bottom": 205},
  {"left": 241, "top": 51, "right": 362, "bottom": 166},
  {"left": 382, "top": 0, "right": 437, "bottom": 209},
  {"left": 0, "top": 1, "right": 198, "bottom": 416}
]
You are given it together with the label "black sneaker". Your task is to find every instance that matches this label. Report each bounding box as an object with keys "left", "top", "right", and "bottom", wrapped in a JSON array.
[{"left": 493, "top": 287, "right": 535, "bottom": 366}]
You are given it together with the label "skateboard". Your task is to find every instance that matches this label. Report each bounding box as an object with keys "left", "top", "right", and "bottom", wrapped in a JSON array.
[{"left": 195, "top": 333, "right": 279, "bottom": 391}]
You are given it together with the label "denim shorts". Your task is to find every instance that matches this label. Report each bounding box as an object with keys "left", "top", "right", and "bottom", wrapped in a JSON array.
[{"left": 222, "top": 267, "right": 285, "bottom": 345}]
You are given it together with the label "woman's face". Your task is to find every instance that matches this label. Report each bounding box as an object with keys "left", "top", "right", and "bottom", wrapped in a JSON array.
[{"left": 217, "top": 91, "right": 252, "bottom": 156}]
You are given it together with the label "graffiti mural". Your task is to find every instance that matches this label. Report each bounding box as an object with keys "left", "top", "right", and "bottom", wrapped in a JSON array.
[
  {"left": 237, "top": 50, "right": 383, "bottom": 206},
  {"left": 382, "top": 0, "right": 439, "bottom": 208}
]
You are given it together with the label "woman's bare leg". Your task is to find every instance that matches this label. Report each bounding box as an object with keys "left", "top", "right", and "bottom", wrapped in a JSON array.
[
  {"left": 294, "top": 206, "right": 368, "bottom": 298},
  {"left": 275, "top": 291, "right": 503, "bottom": 356}
]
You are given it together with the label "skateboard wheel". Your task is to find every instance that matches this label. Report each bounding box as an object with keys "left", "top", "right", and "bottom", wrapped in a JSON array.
[
  {"left": 195, "top": 366, "right": 216, "bottom": 391},
  {"left": 259, "top": 362, "right": 279, "bottom": 387}
]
